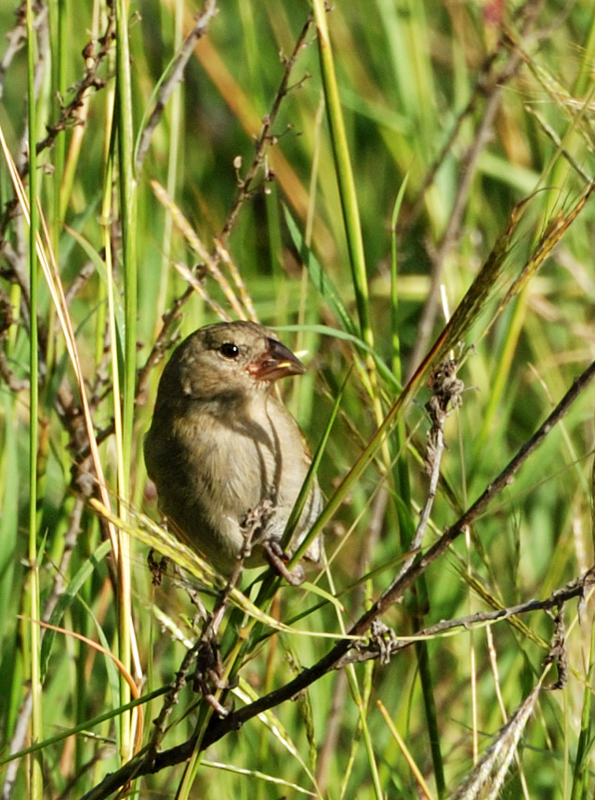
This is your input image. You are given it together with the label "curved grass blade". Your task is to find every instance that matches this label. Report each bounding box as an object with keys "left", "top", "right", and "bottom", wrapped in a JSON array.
[
  {"left": 40, "top": 539, "right": 113, "bottom": 679},
  {"left": 284, "top": 206, "right": 358, "bottom": 337}
]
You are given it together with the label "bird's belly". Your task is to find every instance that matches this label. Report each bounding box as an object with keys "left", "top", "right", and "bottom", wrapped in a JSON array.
[{"left": 168, "top": 415, "right": 289, "bottom": 572}]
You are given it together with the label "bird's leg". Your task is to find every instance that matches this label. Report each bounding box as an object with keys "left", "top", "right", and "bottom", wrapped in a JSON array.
[
  {"left": 262, "top": 538, "right": 305, "bottom": 586},
  {"left": 241, "top": 499, "right": 305, "bottom": 584},
  {"left": 240, "top": 498, "right": 275, "bottom": 561}
]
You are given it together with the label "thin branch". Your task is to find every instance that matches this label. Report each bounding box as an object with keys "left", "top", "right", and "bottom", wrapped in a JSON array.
[
  {"left": 135, "top": 14, "right": 315, "bottom": 402},
  {"left": 406, "top": 0, "right": 547, "bottom": 378},
  {"left": 370, "top": 358, "right": 595, "bottom": 622},
  {"left": 34, "top": 13, "right": 115, "bottom": 157},
  {"left": 524, "top": 105, "right": 593, "bottom": 183},
  {"left": 401, "top": 46, "right": 500, "bottom": 234},
  {"left": 64, "top": 259, "right": 99, "bottom": 305},
  {"left": 0, "top": 4, "right": 27, "bottom": 105},
  {"left": 219, "top": 14, "right": 314, "bottom": 242},
  {"left": 145, "top": 501, "right": 267, "bottom": 765},
  {"left": 337, "top": 568, "right": 595, "bottom": 667},
  {"left": 391, "top": 359, "right": 464, "bottom": 587},
  {"left": 79, "top": 357, "right": 595, "bottom": 800},
  {"left": 135, "top": 0, "right": 219, "bottom": 171},
  {"left": 0, "top": 5, "right": 115, "bottom": 245},
  {"left": 401, "top": 0, "right": 548, "bottom": 235},
  {"left": 144, "top": 640, "right": 203, "bottom": 768}
]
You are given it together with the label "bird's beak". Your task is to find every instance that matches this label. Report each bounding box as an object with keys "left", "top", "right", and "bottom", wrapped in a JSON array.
[{"left": 247, "top": 338, "right": 306, "bottom": 382}]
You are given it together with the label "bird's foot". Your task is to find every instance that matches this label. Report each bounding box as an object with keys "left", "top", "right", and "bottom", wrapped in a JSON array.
[
  {"left": 240, "top": 499, "right": 275, "bottom": 560},
  {"left": 263, "top": 538, "right": 305, "bottom": 586}
]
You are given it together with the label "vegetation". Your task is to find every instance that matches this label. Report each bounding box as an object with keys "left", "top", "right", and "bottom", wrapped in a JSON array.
[{"left": 1, "top": 0, "right": 595, "bottom": 797}]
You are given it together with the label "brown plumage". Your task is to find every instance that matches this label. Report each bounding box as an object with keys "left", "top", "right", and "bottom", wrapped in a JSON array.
[{"left": 144, "top": 321, "right": 321, "bottom": 579}]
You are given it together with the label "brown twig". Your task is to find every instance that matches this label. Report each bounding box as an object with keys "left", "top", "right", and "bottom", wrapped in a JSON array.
[
  {"left": 0, "top": 8, "right": 316, "bottom": 799},
  {"left": 219, "top": 14, "right": 314, "bottom": 242},
  {"left": 64, "top": 259, "right": 99, "bottom": 306},
  {"left": 144, "top": 640, "right": 203, "bottom": 769},
  {"left": 391, "top": 358, "right": 464, "bottom": 589},
  {"left": 2, "top": 494, "right": 87, "bottom": 800},
  {"left": 80, "top": 356, "right": 595, "bottom": 799},
  {"left": 0, "top": 281, "right": 28, "bottom": 391},
  {"left": 338, "top": 568, "right": 594, "bottom": 667},
  {"left": 135, "top": 14, "right": 315, "bottom": 403},
  {"left": 135, "top": 0, "right": 219, "bottom": 172},
  {"left": 144, "top": 499, "right": 267, "bottom": 766},
  {"left": 35, "top": 11, "right": 115, "bottom": 158},
  {"left": 0, "top": 4, "right": 115, "bottom": 249},
  {"left": 0, "top": 3, "right": 27, "bottom": 105},
  {"left": 406, "top": 0, "right": 547, "bottom": 378}
]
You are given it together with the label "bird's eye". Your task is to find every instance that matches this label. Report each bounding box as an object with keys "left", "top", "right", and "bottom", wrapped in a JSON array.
[{"left": 219, "top": 342, "right": 240, "bottom": 359}]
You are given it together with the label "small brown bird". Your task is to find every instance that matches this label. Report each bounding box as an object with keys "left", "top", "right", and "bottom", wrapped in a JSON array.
[{"left": 144, "top": 321, "right": 322, "bottom": 581}]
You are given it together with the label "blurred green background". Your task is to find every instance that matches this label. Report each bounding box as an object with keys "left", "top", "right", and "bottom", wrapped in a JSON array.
[{"left": 1, "top": 0, "right": 595, "bottom": 797}]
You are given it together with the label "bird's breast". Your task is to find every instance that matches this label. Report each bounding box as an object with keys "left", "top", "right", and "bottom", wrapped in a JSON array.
[{"left": 179, "top": 398, "right": 296, "bottom": 518}]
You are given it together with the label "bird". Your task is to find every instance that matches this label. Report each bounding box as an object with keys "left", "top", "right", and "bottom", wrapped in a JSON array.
[{"left": 144, "top": 320, "right": 322, "bottom": 583}]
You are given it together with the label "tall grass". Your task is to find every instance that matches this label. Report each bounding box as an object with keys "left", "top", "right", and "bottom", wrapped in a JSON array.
[{"left": 1, "top": 0, "right": 595, "bottom": 798}]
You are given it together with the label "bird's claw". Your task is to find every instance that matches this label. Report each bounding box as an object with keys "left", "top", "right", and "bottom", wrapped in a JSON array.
[{"left": 263, "top": 538, "right": 305, "bottom": 586}]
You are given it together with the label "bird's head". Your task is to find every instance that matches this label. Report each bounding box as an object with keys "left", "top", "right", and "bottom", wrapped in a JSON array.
[{"left": 158, "top": 321, "right": 306, "bottom": 409}]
